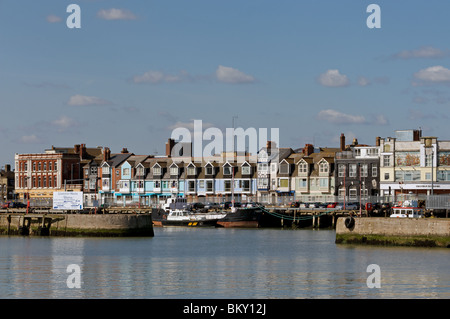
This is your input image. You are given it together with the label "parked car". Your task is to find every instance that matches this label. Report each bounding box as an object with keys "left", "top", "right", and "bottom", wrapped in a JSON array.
[
  {"left": 335, "top": 202, "right": 359, "bottom": 210},
  {"left": 186, "top": 202, "right": 205, "bottom": 210},
  {"left": 2, "top": 201, "right": 27, "bottom": 209},
  {"left": 204, "top": 202, "right": 220, "bottom": 209},
  {"left": 316, "top": 202, "right": 328, "bottom": 208},
  {"left": 327, "top": 202, "right": 338, "bottom": 208},
  {"left": 289, "top": 201, "right": 300, "bottom": 208},
  {"left": 299, "top": 203, "right": 310, "bottom": 208}
]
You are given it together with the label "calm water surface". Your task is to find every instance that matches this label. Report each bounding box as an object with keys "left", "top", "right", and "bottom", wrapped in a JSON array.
[{"left": 0, "top": 227, "right": 448, "bottom": 299}]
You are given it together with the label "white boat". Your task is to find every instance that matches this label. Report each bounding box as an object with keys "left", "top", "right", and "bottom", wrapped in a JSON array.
[
  {"left": 390, "top": 200, "right": 424, "bottom": 218},
  {"left": 161, "top": 210, "right": 220, "bottom": 227}
]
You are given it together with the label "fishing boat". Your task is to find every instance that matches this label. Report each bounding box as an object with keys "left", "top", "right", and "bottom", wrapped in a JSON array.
[
  {"left": 390, "top": 200, "right": 424, "bottom": 218},
  {"left": 216, "top": 206, "right": 263, "bottom": 228},
  {"left": 161, "top": 210, "right": 220, "bottom": 227}
]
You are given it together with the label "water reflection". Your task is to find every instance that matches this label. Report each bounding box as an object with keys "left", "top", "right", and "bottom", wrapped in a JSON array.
[{"left": 0, "top": 229, "right": 449, "bottom": 299}]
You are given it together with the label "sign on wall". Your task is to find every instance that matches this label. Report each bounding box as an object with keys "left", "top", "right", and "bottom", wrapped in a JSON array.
[{"left": 53, "top": 191, "right": 83, "bottom": 210}]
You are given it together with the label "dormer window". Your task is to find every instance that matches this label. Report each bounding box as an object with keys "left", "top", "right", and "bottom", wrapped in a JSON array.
[
  {"left": 136, "top": 166, "right": 145, "bottom": 176},
  {"left": 298, "top": 162, "right": 308, "bottom": 174},
  {"left": 102, "top": 164, "right": 110, "bottom": 174},
  {"left": 170, "top": 164, "right": 178, "bottom": 176},
  {"left": 205, "top": 163, "right": 213, "bottom": 175},
  {"left": 223, "top": 163, "right": 232, "bottom": 175},
  {"left": 241, "top": 162, "right": 251, "bottom": 175},
  {"left": 319, "top": 161, "right": 328, "bottom": 174},
  {"left": 153, "top": 164, "right": 161, "bottom": 176},
  {"left": 279, "top": 161, "right": 289, "bottom": 174},
  {"left": 187, "top": 163, "right": 196, "bottom": 176}
]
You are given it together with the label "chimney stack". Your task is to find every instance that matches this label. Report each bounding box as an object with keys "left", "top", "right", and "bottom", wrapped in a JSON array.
[
  {"left": 376, "top": 136, "right": 381, "bottom": 147},
  {"left": 74, "top": 144, "right": 81, "bottom": 154},
  {"left": 303, "top": 144, "right": 314, "bottom": 156},
  {"left": 80, "top": 144, "right": 86, "bottom": 159},
  {"left": 340, "top": 133, "right": 345, "bottom": 152},
  {"left": 5, "top": 164, "right": 10, "bottom": 172},
  {"left": 121, "top": 148, "right": 128, "bottom": 154},
  {"left": 103, "top": 147, "right": 111, "bottom": 162},
  {"left": 166, "top": 138, "right": 175, "bottom": 157}
]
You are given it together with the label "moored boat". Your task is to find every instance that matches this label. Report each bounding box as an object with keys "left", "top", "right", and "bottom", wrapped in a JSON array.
[
  {"left": 216, "top": 207, "right": 263, "bottom": 228},
  {"left": 161, "top": 210, "right": 219, "bottom": 227},
  {"left": 390, "top": 200, "right": 424, "bottom": 218}
]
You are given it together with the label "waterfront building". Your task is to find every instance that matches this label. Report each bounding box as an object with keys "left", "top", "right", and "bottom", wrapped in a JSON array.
[
  {"left": 14, "top": 144, "right": 103, "bottom": 200},
  {"left": 99, "top": 148, "right": 133, "bottom": 206},
  {"left": 334, "top": 134, "right": 380, "bottom": 203},
  {"left": 256, "top": 141, "right": 294, "bottom": 204},
  {"left": 0, "top": 165, "right": 15, "bottom": 201},
  {"left": 293, "top": 144, "right": 339, "bottom": 203},
  {"left": 379, "top": 129, "right": 450, "bottom": 197}
]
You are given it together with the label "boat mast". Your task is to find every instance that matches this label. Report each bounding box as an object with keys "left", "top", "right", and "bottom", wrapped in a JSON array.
[{"left": 231, "top": 115, "right": 238, "bottom": 210}]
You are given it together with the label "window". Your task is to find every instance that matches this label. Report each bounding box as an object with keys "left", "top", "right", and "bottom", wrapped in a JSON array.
[
  {"left": 154, "top": 181, "right": 161, "bottom": 189},
  {"left": 170, "top": 166, "right": 178, "bottom": 176},
  {"left": 338, "top": 164, "right": 346, "bottom": 177},
  {"left": 258, "top": 178, "right": 268, "bottom": 188},
  {"left": 102, "top": 178, "right": 109, "bottom": 189},
  {"left": 384, "top": 173, "right": 390, "bottom": 180},
  {"left": 187, "top": 165, "right": 196, "bottom": 176},
  {"left": 224, "top": 180, "right": 232, "bottom": 192},
  {"left": 361, "top": 164, "right": 368, "bottom": 177},
  {"left": 49, "top": 176, "right": 52, "bottom": 188},
  {"left": 338, "top": 186, "right": 346, "bottom": 199},
  {"left": 425, "top": 172, "right": 431, "bottom": 180},
  {"left": 298, "top": 163, "right": 308, "bottom": 174},
  {"left": 349, "top": 186, "right": 357, "bottom": 200},
  {"left": 223, "top": 164, "right": 232, "bottom": 175},
  {"left": 123, "top": 168, "right": 130, "bottom": 176},
  {"left": 241, "top": 164, "right": 251, "bottom": 175},
  {"left": 199, "top": 180, "right": 205, "bottom": 188},
  {"left": 258, "top": 163, "right": 268, "bottom": 172},
  {"left": 383, "top": 155, "right": 391, "bottom": 167},
  {"left": 242, "top": 180, "right": 250, "bottom": 192},
  {"left": 278, "top": 179, "right": 289, "bottom": 188},
  {"left": 38, "top": 176, "right": 41, "bottom": 188},
  {"left": 153, "top": 166, "right": 161, "bottom": 175},
  {"left": 116, "top": 169, "right": 120, "bottom": 176},
  {"left": 425, "top": 153, "right": 433, "bottom": 167},
  {"left": 319, "top": 178, "right": 328, "bottom": 188},
  {"left": 43, "top": 176, "right": 46, "bottom": 188},
  {"left": 298, "top": 178, "right": 307, "bottom": 188},
  {"left": 279, "top": 163, "right": 289, "bottom": 174},
  {"left": 84, "top": 168, "right": 89, "bottom": 176},
  {"left": 319, "top": 162, "right": 328, "bottom": 174},
  {"left": 103, "top": 166, "right": 110, "bottom": 174},
  {"left": 205, "top": 165, "right": 213, "bottom": 175},
  {"left": 206, "top": 180, "right": 213, "bottom": 192},
  {"left": 90, "top": 166, "right": 97, "bottom": 175},
  {"left": 372, "top": 165, "right": 377, "bottom": 177},
  {"left": 349, "top": 164, "right": 357, "bottom": 177},
  {"left": 188, "top": 181, "right": 195, "bottom": 192},
  {"left": 38, "top": 162, "right": 41, "bottom": 171},
  {"left": 33, "top": 162, "right": 36, "bottom": 171},
  {"left": 89, "top": 178, "right": 96, "bottom": 190},
  {"left": 136, "top": 167, "right": 144, "bottom": 176},
  {"left": 43, "top": 162, "right": 47, "bottom": 171},
  {"left": 54, "top": 162, "right": 57, "bottom": 171}
]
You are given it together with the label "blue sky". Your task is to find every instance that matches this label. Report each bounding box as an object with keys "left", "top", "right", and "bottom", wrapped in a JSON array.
[{"left": 1, "top": 0, "right": 450, "bottom": 165}]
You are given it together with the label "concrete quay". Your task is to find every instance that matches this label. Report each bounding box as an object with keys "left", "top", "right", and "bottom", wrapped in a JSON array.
[
  {"left": 0, "top": 211, "right": 154, "bottom": 237},
  {"left": 335, "top": 217, "right": 450, "bottom": 248}
]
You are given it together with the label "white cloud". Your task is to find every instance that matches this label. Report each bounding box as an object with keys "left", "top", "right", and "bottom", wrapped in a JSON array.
[
  {"left": 357, "top": 76, "right": 370, "bottom": 87},
  {"left": 97, "top": 8, "right": 137, "bottom": 20},
  {"left": 373, "top": 114, "right": 389, "bottom": 126},
  {"left": 318, "top": 69, "right": 349, "bottom": 87},
  {"left": 67, "top": 94, "right": 111, "bottom": 106},
  {"left": 317, "top": 109, "right": 366, "bottom": 124},
  {"left": 394, "top": 46, "right": 448, "bottom": 59},
  {"left": 51, "top": 116, "right": 80, "bottom": 132},
  {"left": 46, "top": 15, "right": 62, "bottom": 23},
  {"left": 413, "top": 65, "right": 450, "bottom": 83},
  {"left": 215, "top": 65, "right": 255, "bottom": 84},
  {"left": 133, "top": 70, "right": 186, "bottom": 84},
  {"left": 19, "top": 135, "right": 43, "bottom": 144}
]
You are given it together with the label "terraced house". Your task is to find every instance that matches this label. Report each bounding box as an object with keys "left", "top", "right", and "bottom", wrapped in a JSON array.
[{"left": 379, "top": 129, "right": 450, "bottom": 197}]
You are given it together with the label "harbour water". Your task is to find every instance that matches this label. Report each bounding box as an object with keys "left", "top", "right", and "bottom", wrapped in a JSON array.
[{"left": 0, "top": 227, "right": 449, "bottom": 299}]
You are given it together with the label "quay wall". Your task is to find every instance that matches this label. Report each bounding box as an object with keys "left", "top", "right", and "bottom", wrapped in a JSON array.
[
  {"left": 336, "top": 217, "right": 450, "bottom": 247},
  {"left": 0, "top": 213, "right": 154, "bottom": 237}
]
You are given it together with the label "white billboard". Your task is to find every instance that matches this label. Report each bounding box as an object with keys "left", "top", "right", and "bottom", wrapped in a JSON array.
[{"left": 53, "top": 191, "right": 83, "bottom": 210}]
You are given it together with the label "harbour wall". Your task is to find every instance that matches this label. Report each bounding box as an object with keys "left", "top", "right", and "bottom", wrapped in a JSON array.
[
  {"left": 0, "top": 213, "right": 154, "bottom": 237},
  {"left": 335, "top": 217, "right": 450, "bottom": 247}
]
